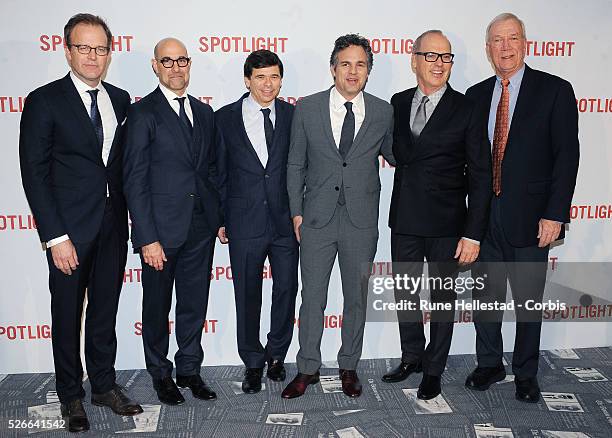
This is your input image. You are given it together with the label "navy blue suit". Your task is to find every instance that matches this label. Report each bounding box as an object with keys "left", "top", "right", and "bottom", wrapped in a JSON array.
[
  {"left": 19, "top": 73, "right": 130, "bottom": 403},
  {"left": 466, "top": 65, "right": 579, "bottom": 378},
  {"left": 123, "top": 87, "right": 221, "bottom": 381},
  {"left": 216, "top": 93, "right": 298, "bottom": 368}
]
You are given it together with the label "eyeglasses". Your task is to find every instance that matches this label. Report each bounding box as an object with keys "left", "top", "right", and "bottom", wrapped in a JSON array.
[
  {"left": 414, "top": 52, "right": 454, "bottom": 63},
  {"left": 158, "top": 57, "right": 191, "bottom": 68},
  {"left": 69, "top": 44, "right": 110, "bottom": 56}
]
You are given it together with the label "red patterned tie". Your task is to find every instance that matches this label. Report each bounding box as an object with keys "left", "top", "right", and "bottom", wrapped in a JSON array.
[{"left": 492, "top": 79, "right": 510, "bottom": 196}]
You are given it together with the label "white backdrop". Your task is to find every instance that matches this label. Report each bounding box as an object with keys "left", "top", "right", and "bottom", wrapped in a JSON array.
[{"left": 1, "top": 0, "right": 611, "bottom": 374}]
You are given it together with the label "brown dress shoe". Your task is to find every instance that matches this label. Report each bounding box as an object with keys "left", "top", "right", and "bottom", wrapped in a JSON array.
[
  {"left": 340, "top": 369, "right": 362, "bottom": 397},
  {"left": 281, "top": 372, "right": 320, "bottom": 399},
  {"left": 60, "top": 399, "right": 89, "bottom": 433},
  {"left": 91, "top": 385, "right": 143, "bottom": 416}
]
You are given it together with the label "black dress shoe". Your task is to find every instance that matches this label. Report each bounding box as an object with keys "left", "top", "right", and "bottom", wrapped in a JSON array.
[
  {"left": 92, "top": 385, "right": 143, "bottom": 416},
  {"left": 382, "top": 361, "right": 422, "bottom": 383},
  {"left": 60, "top": 399, "right": 89, "bottom": 433},
  {"left": 242, "top": 368, "right": 264, "bottom": 394},
  {"left": 515, "top": 377, "right": 541, "bottom": 403},
  {"left": 153, "top": 376, "right": 185, "bottom": 405},
  {"left": 266, "top": 359, "right": 286, "bottom": 381},
  {"left": 281, "top": 372, "right": 320, "bottom": 399},
  {"left": 176, "top": 374, "right": 217, "bottom": 400},
  {"left": 417, "top": 374, "right": 441, "bottom": 400},
  {"left": 465, "top": 366, "right": 506, "bottom": 391},
  {"left": 339, "top": 369, "right": 362, "bottom": 397}
]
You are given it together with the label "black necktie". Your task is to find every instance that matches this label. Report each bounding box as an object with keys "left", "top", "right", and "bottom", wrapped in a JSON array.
[
  {"left": 174, "top": 97, "right": 193, "bottom": 139},
  {"left": 339, "top": 101, "right": 355, "bottom": 159},
  {"left": 86, "top": 89, "right": 103, "bottom": 149},
  {"left": 261, "top": 108, "right": 274, "bottom": 152}
]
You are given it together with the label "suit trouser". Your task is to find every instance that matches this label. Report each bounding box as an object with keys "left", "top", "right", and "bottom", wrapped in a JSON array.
[
  {"left": 473, "top": 196, "right": 549, "bottom": 378},
  {"left": 391, "top": 233, "right": 459, "bottom": 376},
  {"left": 229, "top": 218, "right": 299, "bottom": 368},
  {"left": 141, "top": 208, "right": 215, "bottom": 381},
  {"left": 296, "top": 204, "right": 379, "bottom": 374},
  {"left": 47, "top": 199, "right": 127, "bottom": 404}
]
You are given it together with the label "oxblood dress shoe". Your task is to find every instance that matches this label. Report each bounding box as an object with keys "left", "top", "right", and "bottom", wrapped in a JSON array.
[
  {"left": 417, "top": 374, "right": 441, "bottom": 400},
  {"left": 515, "top": 377, "right": 541, "bottom": 403},
  {"left": 241, "top": 368, "right": 264, "bottom": 394},
  {"left": 266, "top": 359, "right": 286, "bottom": 381},
  {"left": 382, "top": 361, "right": 422, "bottom": 383},
  {"left": 340, "top": 369, "right": 362, "bottom": 398},
  {"left": 91, "top": 385, "right": 143, "bottom": 416},
  {"left": 281, "top": 372, "right": 320, "bottom": 399},
  {"left": 60, "top": 399, "right": 89, "bottom": 433},
  {"left": 153, "top": 376, "right": 185, "bottom": 405},
  {"left": 177, "top": 374, "right": 217, "bottom": 400},
  {"left": 465, "top": 366, "right": 506, "bottom": 391}
]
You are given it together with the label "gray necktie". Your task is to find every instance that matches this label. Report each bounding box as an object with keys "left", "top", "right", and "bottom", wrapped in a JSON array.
[{"left": 411, "top": 95, "right": 429, "bottom": 138}]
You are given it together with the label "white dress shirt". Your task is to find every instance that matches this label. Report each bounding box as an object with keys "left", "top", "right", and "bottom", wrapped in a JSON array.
[
  {"left": 242, "top": 93, "right": 275, "bottom": 167},
  {"left": 159, "top": 83, "right": 193, "bottom": 125},
  {"left": 46, "top": 72, "right": 118, "bottom": 248},
  {"left": 329, "top": 86, "right": 365, "bottom": 148}
]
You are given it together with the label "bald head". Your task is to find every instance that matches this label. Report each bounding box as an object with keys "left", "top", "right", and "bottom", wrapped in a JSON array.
[
  {"left": 154, "top": 37, "right": 187, "bottom": 59},
  {"left": 151, "top": 37, "right": 191, "bottom": 96}
]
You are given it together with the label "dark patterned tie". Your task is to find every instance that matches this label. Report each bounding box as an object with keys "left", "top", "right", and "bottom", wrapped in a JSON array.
[
  {"left": 411, "top": 95, "right": 429, "bottom": 138},
  {"left": 261, "top": 108, "right": 274, "bottom": 152},
  {"left": 492, "top": 79, "right": 510, "bottom": 196},
  {"left": 174, "top": 97, "right": 193, "bottom": 139},
  {"left": 86, "top": 89, "right": 103, "bottom": 149},
  {"left": 339, "top": 101, "right": 355, "bottom": 159}
]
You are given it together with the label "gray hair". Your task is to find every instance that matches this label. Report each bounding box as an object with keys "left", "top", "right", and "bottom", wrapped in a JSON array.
[
  {"left": 413, "top": 30, "right": 448, "bottom": 52},
  {"left": 486, "top": 12, "right": 526, "bottom": 42}
]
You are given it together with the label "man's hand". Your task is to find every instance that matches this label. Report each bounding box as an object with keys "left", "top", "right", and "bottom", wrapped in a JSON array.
[
  {"left": 50, "top": 239, "right": 79, "bottom": 275},
  {"left": 142, "top": 241, "right": 167, "bottom": 271},
  {"left": 454, "top": 238, "right": 480, "bottom": 265},
  {"left": 217, "top": 226, "right": 228, "bottom": 244},
  {"left": 292, "top": 215, "right": 303, "bottom": 243},
  {"left": 537, "top": 218, "right": 562, "bottom": 248}
]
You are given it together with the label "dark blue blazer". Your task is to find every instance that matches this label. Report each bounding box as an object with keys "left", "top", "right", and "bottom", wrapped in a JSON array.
[
  {"left": 466, "top": 65, "right": 580, "bottom": 247},
  {"left": 123, "top": 87, "right": 221, "bottom": 250},
  {"left": 20, "top": 73, "right": 130, "bottom": 244},
  {"left": 215, "top": 93, "right": 294, "bottom": 239}
]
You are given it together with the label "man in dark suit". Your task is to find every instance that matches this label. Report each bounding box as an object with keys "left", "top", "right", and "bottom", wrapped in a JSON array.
[
  {"left": 123, "top": 37, "right": 222, "bottom": 406},
  {"left": 283, "top": 34, "right": 396, "bottom": 399},
  {"left": 383, "top": 30, "right": 492, "bottom": 400},
  {"left": 19, "top": 13, "right": 142, "bottom": 433},
  {"left": 464, "top": 13, "right": 579, "bottom": 403},
  {"left": 215, "top": 50, "right": 298, "bottom": 394}
]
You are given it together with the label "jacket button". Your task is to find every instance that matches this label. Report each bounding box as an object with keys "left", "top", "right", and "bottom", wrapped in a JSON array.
[
  {"left": 189, "top": 193, "right": 195, "bottom": 197},
  {"left": 343, "top": 163, "right": 347, "bottom": 167},
  {"left": 263, "top": 201, "right": 267, "bottom": 205},
  {"left": 335, "top": 186, "right": 339, "bottom": 191},
  {"left": 265, "top": 174, "right": 270, "bottom": 178}
]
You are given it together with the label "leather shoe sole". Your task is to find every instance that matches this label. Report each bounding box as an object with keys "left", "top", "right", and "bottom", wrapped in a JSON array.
[{"left": 465, "top": 369, "right": 506, "bottom": 391}]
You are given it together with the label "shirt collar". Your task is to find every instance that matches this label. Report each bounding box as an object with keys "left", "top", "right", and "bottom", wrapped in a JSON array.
[
  {"left": 415, "top": 83, "right": 447, "bottom": 101},
  {"left": 159, "top": 82, "right": 188, "bottom": 105},
  {"left": 331, "top": 86, "right": 364, "bottom": 113},
  {"left": 245, "top": 92, "right": 276, "bottom": 116},
  {"left": 70, "top": 71, "right": 102, "bottom": 94},
  {"left": 496, "top": 64, "right": 526, "bottom": 89}
]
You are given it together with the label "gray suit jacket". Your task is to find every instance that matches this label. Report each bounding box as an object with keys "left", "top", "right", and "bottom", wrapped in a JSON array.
[{"left": 287, "top": 88, "right": 395, "bottom": 229}]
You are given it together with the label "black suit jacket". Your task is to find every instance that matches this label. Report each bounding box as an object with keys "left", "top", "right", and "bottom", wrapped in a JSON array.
[
  {"left": 215, "top": 93, "right": 294, "bottom": 239},
  {"left": 388, "top": 85, "right": 492, "bottom": 240},
  {"left": 466, "top": 65, "right": 580, "bottom": 247},
  {"left": 123, "top": 87, "right": 221, "bottom": 250},
  {"left": 19, "top": 73, "right": 130, "bottom": 244}
]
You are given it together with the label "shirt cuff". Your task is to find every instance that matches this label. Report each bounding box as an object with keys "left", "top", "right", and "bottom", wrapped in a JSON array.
[
  {"left": 46, "top": 234, "right": 70, "bottom": 249},
  {"left": 461, "top": 237, "right": 480, "bottom": 245}
]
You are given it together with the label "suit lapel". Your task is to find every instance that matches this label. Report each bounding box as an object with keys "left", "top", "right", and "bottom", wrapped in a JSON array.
[
  {"left": 152, "top": 87, "right": 191, "bottom": 161},
  {"left": 104, "top": 82, "right": 127, "bottom": 166},
  {"left": 60, "top": 74, "right": 101, "bottom": 162},
  {"left": 320, "top": 88, "right": 342, "bottom": 159},
  {"left": 507, "top": 65, "right": 534, "bottom": 145},
  {"left": 232, "top": 94, "right": 265, "bottom": 170},
  {"left": 189, "top": 95, "right": 205, "bottom": 167},
  {"left": 346, "top": 92, "right": 373, "bottom": 160},
  {"left": 418, "top": 85, "right": 454, "bottom": 139}
]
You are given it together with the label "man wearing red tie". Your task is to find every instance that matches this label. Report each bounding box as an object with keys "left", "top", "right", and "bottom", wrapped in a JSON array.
[{"left": 465, "top": 13, "right": 579, "bottom": 403}]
